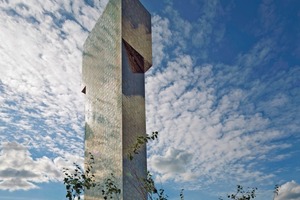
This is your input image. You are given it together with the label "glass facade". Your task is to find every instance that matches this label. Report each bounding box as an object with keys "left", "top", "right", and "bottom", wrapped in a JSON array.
[{"left": 82, "top": 0, "right": 152, "bottom": 199}]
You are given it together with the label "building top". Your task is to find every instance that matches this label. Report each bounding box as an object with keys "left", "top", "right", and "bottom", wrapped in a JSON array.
[{"left": 122, "top": 0, "right": 152, "bottom": 72}]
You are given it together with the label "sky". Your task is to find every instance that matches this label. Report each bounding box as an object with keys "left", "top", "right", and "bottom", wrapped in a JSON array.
[{"left": 0, "top": 0, "right": 299, "bottom": 200}]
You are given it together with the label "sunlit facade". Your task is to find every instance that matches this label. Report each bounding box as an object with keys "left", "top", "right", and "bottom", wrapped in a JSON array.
[{"left": 82, "top": 0, "right": 152, "bottom": 199}]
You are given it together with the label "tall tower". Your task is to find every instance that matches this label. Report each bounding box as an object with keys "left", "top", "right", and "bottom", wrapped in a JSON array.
[{"left": 82, "top": 0, "right": 152, "bottom": 199}]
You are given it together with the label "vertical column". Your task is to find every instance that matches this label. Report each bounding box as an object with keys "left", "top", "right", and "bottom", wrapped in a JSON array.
[
  {"left": 82, "top": 0, "right": 152, "bottom": 199},
  {"left": 82, "top": 0, "right": 122, "bottom": 199},
  {"left": 121, "top": 0, "right": 152, "bottom": 199}
]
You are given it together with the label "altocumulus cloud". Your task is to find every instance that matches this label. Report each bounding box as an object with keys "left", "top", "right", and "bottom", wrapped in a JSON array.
[
  {"left": 0, "top": 0, "right": 108, "bottom": 190},
  {"left": 146, "top": 53, "right": 286, "bottom": 186},
  {"left": 145, "top": 0, "right": 300, "bottom": 192}
]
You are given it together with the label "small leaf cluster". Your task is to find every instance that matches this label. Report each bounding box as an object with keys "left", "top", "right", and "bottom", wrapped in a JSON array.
[
  {"left": 273, "top": 184, "right": 280, "bottom": 200},
  {"left": 101, "top": 173, "right": 121, "bottom": 200},
  {"left": 128, "top": 131, "right": 158, "bottom": 160},
  {"left": 63, "top": 153, "right": 121, "bottom": 200},
  {"left": 180, "top": 189, "right": 184, "bottom": 200},
  {"left": 142, "top": 171, "right": 169, "bottom": 200},
  {"left": 63, "top": 152, "right": 96, "bottom": 200},
  {"left": 219, "top": 185, "right": 257, "bottom": 200}
]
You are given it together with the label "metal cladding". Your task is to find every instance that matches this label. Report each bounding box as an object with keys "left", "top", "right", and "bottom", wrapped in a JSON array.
[
  {"left": 82, "top": 0, "right": 152, "bottom": 199},
  {"left": 122, "top": 0, "right": 152, "bottom": 72}
]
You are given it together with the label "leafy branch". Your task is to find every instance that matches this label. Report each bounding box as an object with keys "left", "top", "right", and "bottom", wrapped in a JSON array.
[
  {"left": 63, "top": 153, "right": 120, "bottom": 200},
  {"left": 180, "top": 189, "right": 185, "bottom": 200},
  {"left": 142, "top": 171, "right": 168, "bottom": 200},
  {"left": 101, "top": 173, "right": 121, "bottom": 200},
  {"left": 63, "top": 152, "right": 96, "bottom": 200},
  {"left": 219, "top": 185, "right": 257, "bottom": 200},
  {"left": 273, "top": 184, "right": 280, "bottom": 200},
  {"left": 128, "top": 131, "right": 158, "bottom": 160}
]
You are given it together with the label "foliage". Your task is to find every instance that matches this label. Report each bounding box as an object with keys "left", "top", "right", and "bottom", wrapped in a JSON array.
[
  {"left": 180, "top": 189, "right": 185, "bottom": 200},
  {"left": 63, "top": 153, "right": 120, "bottom": 200},
  {"left": 126, "top": 131, "right": 171, "bottom": 199},
  {"left": 63, "top": 152, "right": 96, "bottom": 200},
  {"left": 142, "top": 171, "right": 169, "bottom": 200},
  {"left": 219, "top": 185, "right": 257, "bottom": 200},
  {"left": 101, "top": 173, "right": 121, "bottom": 200},
  {"left": 273, "top": 184, "right": 280, "bottom": 200},
  {"left": 63, "top": 132, "right": 280, "bottom": 200},
  {"left": 128, "top": 131, "right": 158, "bottom": 160},
  {"left": 62, "top": 132, "right": 159, "bottom": 200}
]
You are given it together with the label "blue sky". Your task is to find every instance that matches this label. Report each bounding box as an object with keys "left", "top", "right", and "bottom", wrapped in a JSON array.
[{"left": 0, "top": 0, "right": 299, "bottom": 200}]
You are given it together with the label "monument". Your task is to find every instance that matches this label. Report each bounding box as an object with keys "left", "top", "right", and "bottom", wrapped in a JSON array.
[{"left": 82, "top": 0, "right": 152, "bottom": 199}]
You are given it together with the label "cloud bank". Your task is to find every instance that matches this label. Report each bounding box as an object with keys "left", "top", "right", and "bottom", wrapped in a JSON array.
[
  {"left": 0, "top": 142, "right": 60, "bottom": 191},
  {"left": 0, "top": 0, "right": 108, "bottom": 191},
  {"left": 276, "top": 181, "right": 300, "bottom": 200},
  {"left": 146, "top": 0, "right": 300, "bottom": 193}
]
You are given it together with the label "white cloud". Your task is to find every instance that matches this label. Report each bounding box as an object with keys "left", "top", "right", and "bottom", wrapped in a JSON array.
[
  {"left": 149, "top": 148, "right": 193, "bottom": 182},
  {"left": 276, "top": 181, "right": 300, "bottom": 200},
  {"left": 0, "top": 142, "right": 62, "bottom": 191},
  {"left": 145, "top": 2, "right": 299, "bottom": 190},
  {"left": 0, "top": 0, "right": 108, "bottom": 190},
  {"left": 163, "top": 0, "right": 226, "bottom": 59},
  {"left": 0, "top": 0, "right": 109, "bottom": 157},
  {"left": 0, "top": 141, "right": 83, "bottom": 191},
  {"left": 0, "top": 179, "right": 39, "bottom": 191},
  {"left": 164, "top": 4, "right": 192, "bottom": 51},
  {"left": 151, "top": 14, "right": 172, "bottom": 67}
]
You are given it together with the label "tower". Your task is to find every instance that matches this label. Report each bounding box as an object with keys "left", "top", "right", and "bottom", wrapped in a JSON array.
[{"left": 82, "top": 0, "right": 152, "bottom": 199}]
